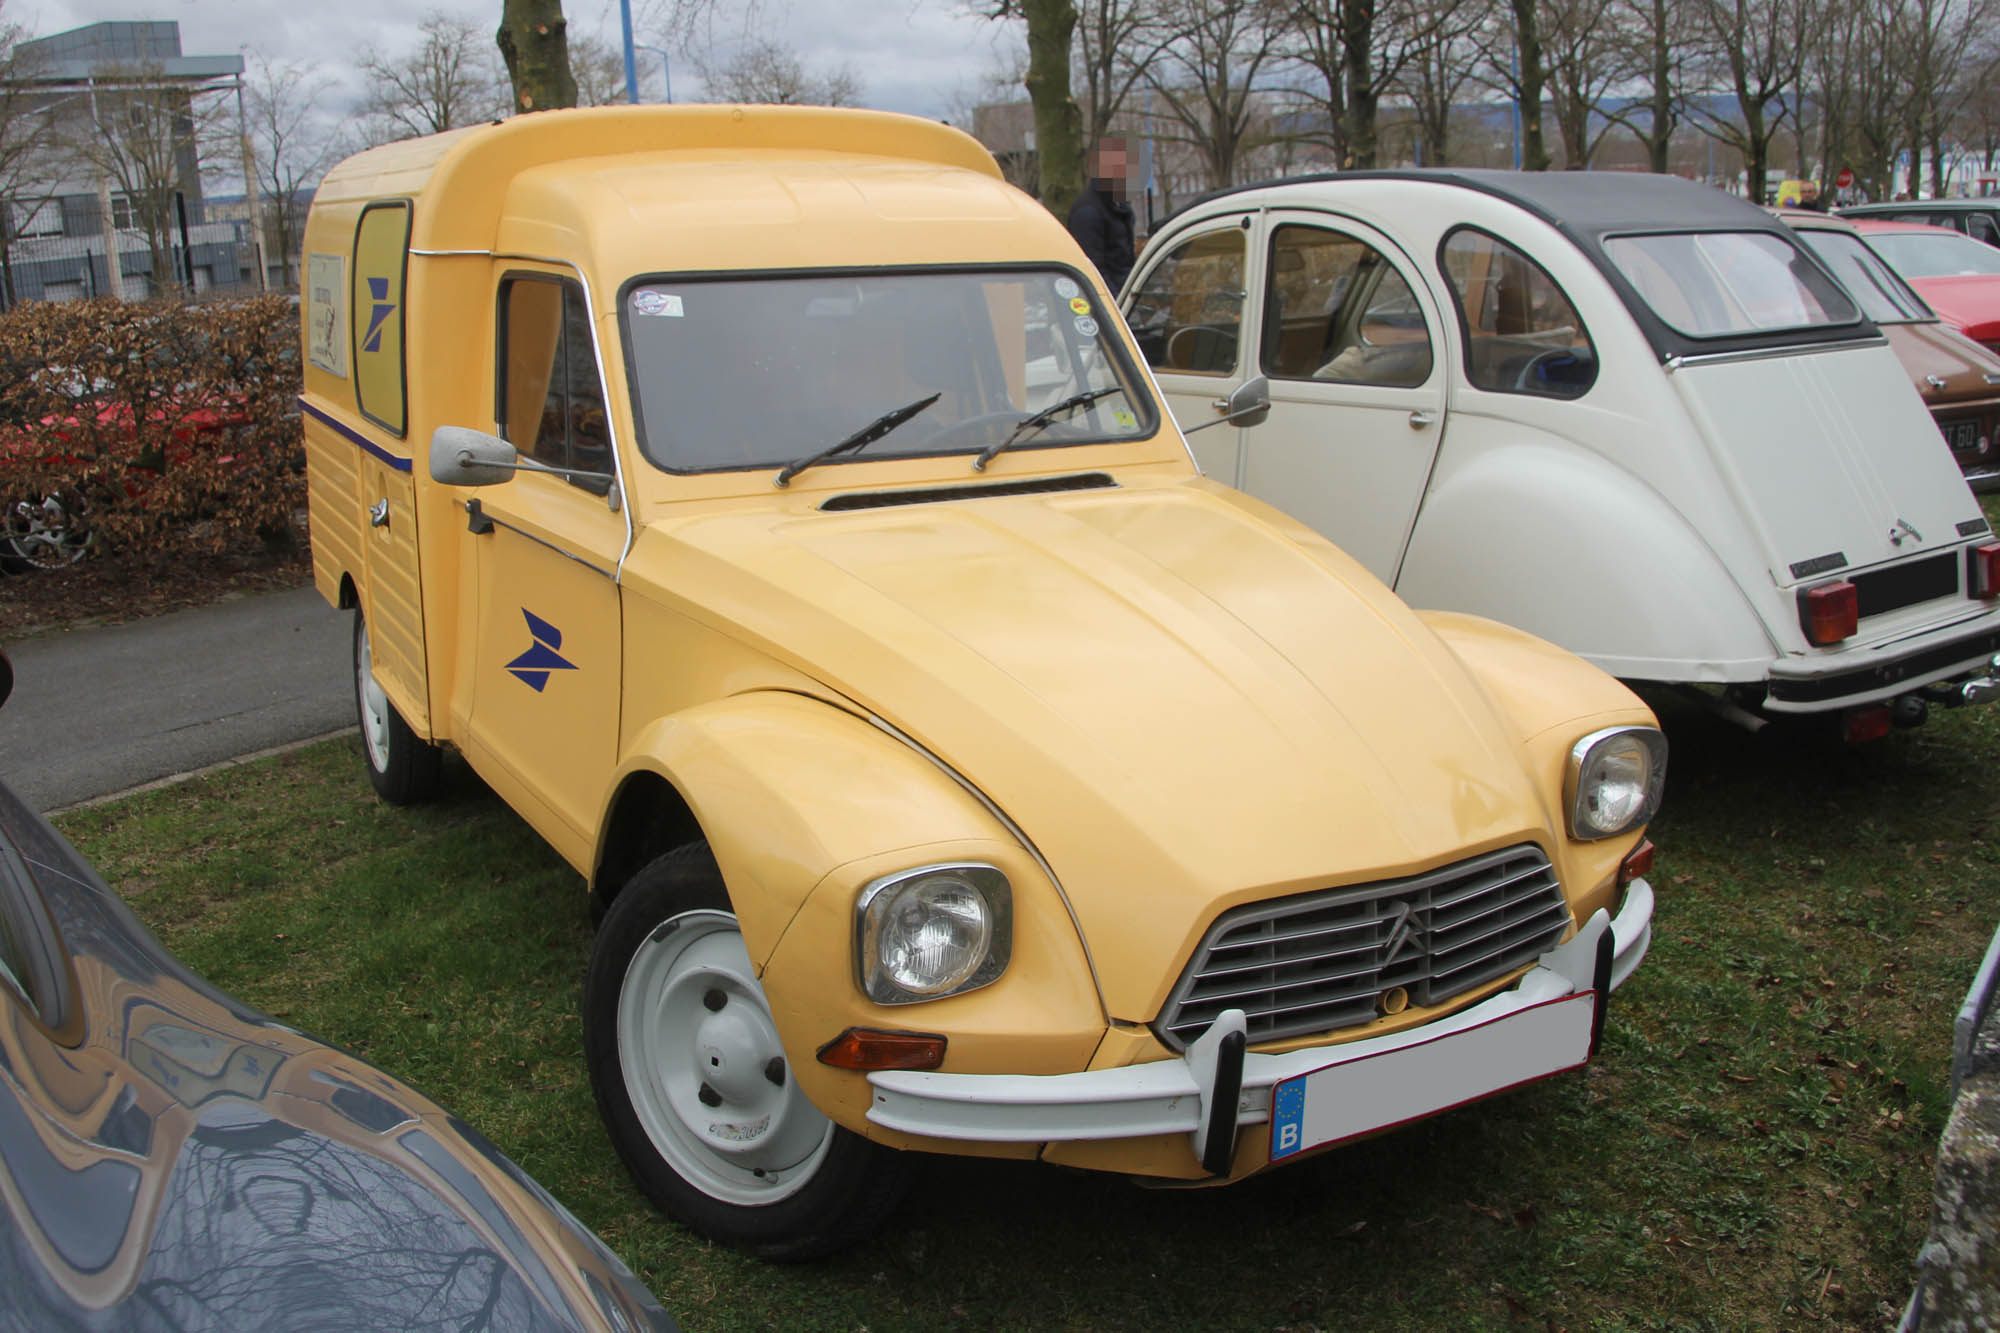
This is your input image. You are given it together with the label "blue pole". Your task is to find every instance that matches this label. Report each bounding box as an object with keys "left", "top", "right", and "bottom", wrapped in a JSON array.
[
  {"left": 619, "top": 0, "right": 639, "bottom": 104},
  {"left": 637, "top": 44, "right": 672, "bottom": 102}
]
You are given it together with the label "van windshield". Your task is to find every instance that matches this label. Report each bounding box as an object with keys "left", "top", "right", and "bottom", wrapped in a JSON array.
[
  {"left": 620, "top": 267, "right": 1157, "bottom": 474},
  {"left": 1602, "top": 231, "right": 1860, "bottom": 339}
]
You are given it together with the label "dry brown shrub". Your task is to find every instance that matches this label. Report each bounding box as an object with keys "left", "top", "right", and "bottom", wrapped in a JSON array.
[{"left": 0, "top": 295, "right": 302, "bottom": 567}]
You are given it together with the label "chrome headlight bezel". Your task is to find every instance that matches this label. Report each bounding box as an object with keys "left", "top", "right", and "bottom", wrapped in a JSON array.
[
  {"left": 853, "top": 863, "right": 1012, "bottom": 1005},
  {"left": 1564, "top": 725, "right": 1668, "bottom": 841}
]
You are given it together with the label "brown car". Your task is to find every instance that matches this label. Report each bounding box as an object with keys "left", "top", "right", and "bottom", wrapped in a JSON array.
[{"left": 1778, "top": 207, "right": 2000, "bottom": 490}]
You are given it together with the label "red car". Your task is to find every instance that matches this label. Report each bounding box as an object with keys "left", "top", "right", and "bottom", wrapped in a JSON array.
[{"left": 1852, "top": 217, "right": 2000, "bottom": 355}]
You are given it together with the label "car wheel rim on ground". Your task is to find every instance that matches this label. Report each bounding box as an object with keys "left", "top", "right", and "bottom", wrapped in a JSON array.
[
  {"left": 616, "top": 908, "right": 834, "bottom": 1206},
  {"left": 3, "top": 494, "right": 92, "bottom": 569},
  {"left": 355, "top": 621, "right": 393, "bottom": 773}
]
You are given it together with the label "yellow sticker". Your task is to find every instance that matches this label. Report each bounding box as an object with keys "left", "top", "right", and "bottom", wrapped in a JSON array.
[
  {"left": 1069, "top": 296, "right": 1092, "bottom": 315},
  {"left": 1113, "top": 409, "right": 1137, "bottom": 428}
]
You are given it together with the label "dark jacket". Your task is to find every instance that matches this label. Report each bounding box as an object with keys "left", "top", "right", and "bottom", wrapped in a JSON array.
[{"left": 1067, "top": 183, "right": 1136, "bottom": 294}]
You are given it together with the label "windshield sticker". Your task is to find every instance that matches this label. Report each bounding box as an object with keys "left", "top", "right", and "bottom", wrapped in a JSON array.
[
  {"left": 1112, "top": 409, "right": 1136, "bottom": 428},
  {"left": 1074, "top": 315, "right": 1099, "bottom": 338},
  {"left": 1054, "top": 276, "right": 1080, "bottom": 299},
  {"left": 632, "top": 289, "right": 684, "bottom": 318},
  {"left": 1068, "top": 296, "right": 1092, "bottom": 315}
]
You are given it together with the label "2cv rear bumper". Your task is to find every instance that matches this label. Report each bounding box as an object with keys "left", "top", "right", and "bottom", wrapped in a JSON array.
[
  {"left": 865, "top": 879, "right": 1653, "bottom": 1176},
  {"left": 1761, "top": 616, "right": 2000, "bottom": 712}
]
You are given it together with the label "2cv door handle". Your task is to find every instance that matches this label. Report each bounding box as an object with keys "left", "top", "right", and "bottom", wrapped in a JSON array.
[{"left": 1408, "top": 410, "right": 1436, "bottom": 429}]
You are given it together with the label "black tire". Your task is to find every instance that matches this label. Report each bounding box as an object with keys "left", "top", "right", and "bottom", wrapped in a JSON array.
[
  {"left": 584, "top": 841, "right": 911, "bottom": 1261},
  {"left": 352, "top": 610, "right": 442, "bottom": 804}
]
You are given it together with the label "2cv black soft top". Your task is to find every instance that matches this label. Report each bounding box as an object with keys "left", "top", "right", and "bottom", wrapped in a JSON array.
[{"left": 1175, "top": 168, "right": 1880, "bottom": 363}]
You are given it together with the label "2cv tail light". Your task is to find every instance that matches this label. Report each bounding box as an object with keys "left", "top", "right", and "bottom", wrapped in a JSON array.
[
  {"left": 1798, "top": 580, "right": 1859, "bottom": 645},
  {"left": 1967, "top": 542, "right": 2000, "bottom": 598}
]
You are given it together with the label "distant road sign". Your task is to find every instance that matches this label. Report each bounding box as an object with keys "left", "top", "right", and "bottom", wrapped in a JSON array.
[{"left": 1836, "top": 167, "right": 1855, "bottom": 190}]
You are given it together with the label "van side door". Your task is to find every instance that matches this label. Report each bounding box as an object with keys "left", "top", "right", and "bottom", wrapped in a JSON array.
[{"left": 458, "top": 268, "right": 626, "bottom": 867}]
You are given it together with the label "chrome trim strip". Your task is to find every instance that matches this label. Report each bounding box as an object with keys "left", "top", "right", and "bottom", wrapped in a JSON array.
[
  {"left": 476, "top": 505, "right": 616, "bottom": 579},
  {"left": 409, "top": 247, "right": 493, "bottom": 257},
  {"left": 1664, "top": 335, "right": 1888, "bottom": 371},
  {"left": 864, "top": 713, "right": 1110, "bottom": 1022}
]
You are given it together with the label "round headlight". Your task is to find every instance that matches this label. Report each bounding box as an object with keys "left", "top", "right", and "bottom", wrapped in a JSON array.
[
  {"left": 1566, "top": 726, "right": 1668, "bottom": 840},
  {"left": 856, "top": 865, "right": 1012, "bottom": 1004}
]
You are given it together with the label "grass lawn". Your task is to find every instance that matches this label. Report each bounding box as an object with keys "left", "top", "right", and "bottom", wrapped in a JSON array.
[{"left": 51, "top": 694, "right": 2000, "bottom": 1331}]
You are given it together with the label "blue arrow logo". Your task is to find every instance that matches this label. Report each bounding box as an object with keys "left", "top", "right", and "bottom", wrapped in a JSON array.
[
  {"left": 362, "top": 276, "right": 396, "bottom": 353},
  {"left": 506, "top": 609, "right": 576, "bottom": 692}
]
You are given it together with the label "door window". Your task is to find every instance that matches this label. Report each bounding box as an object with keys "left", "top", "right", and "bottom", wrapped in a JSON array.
[
  {"left": 351, "top": 201, "right": 410, "bottom": 436},
  {"left": 1971, "top": 213, "right": 2000, "bottom": 246},
  {"left": 1127, "top": 226, "right": 1248, "bottom": 375},
  {"left": 1439, "top": 227, "right": 1598, "bottom": 399},
  {"left": 1261, "top": 224, "right": 1432, "bottom": 387},
  {"left": 498, "top": 275, "right": 612, "bottom": 489}
]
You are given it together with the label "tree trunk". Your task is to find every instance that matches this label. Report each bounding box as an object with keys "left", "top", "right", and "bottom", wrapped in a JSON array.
[
  {"left": 1646, "top": 0, "right": 1672, "bottom": 172},
  {"left": 1340, "top": 0, "right": 1377, "bottom": 169},
  {"left": 1513, "top": 0, "right": 1551, "bottom": 171},
  {"left": 1023, "top": 0, "right": 1084, "bottom": 217},
  {"left": 497, "top": 0, "right": 578, "bottom": 115}
]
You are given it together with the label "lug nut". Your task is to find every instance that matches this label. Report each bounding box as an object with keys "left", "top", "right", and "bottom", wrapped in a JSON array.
[{"left": 764, "top": 1057, "right": 786, "bottom": 1087}]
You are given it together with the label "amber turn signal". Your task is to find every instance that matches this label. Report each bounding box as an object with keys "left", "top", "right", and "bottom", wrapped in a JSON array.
[
  {"left": 1798, "top": 579, "right": 1858, "bottom": 645},
  {"left": 816, "top": 1027, "right": 948, "bottom": 1071},
  {"left": 1617, "top": 838, "right": 1654, "bottom": 889}
]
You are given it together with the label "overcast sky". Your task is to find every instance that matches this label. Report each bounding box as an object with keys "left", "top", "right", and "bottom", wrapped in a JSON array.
[{"left": 18, "top": 0, "right": 1022, "bottom": 125}]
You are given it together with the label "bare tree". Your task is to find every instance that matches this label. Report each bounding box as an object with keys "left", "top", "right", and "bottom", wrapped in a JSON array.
[
  {"left": 61, "top": 65, "right": 227, "bottom": 298},
  {"left": 702, "top": 37, "right": 862, "bottom": 105},
  {"left": 1076, "top": 0, "right": 1172, "bottom": 150},
  {"left": 497, "top": 0, "right": 578, "bottom": 114},
  {"left": 355, "top": 11, "right": 510, "bottom": 143},
  {"left": 1287, "top": 0, "right": 1477, "bottom": 170},
  {"left": 1953, "top": 29, "right": 2000, "bottom": 179},
  {"left": 1473, "top": 0, "right": 1554, "bottom": 170},
  {"left": 1600, "top": 0, "right": 1687, "bottom": 173},
  {"left": 567, "top": 34, "right": 631, "bottom": 106},
  {"left": 237, "top": 53, "right": 341, "bottom": 290},
  {"left": 1392, "top": 17, "right": 1483, "bottom": 167},
  {"left": 1539, "top": 0, "right": 1620, "bottom": 167},
  {"left": 0, "top": 12, "right": 58, "bottom": 306},
  {"left": 1683, "top": 0, "right": 1806, "bottom": 203},
  {"left": 1145, "top": 0, "right": 1290, "bottom": 189}
]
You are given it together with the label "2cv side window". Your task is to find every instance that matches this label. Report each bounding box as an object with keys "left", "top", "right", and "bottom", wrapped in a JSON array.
[
  {"left": 1439, "top": 226, "right": 1598, "bottom": 400},
  {"left": 1262, "top": 224, "right": 1432, "bottom": 387},
  {"left": 1128, "top": 226, "right": 1248, "bottom": 375},
  {"left": 497, "top": 275, "right": 613, "bottom": 491}
]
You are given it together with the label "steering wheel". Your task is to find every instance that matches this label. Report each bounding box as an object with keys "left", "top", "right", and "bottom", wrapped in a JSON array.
[
  {"left": 1511, "top": 347, "right": 1575, "bottom": 392},
  {"left": 922, "top": 410, "right": 1031, "bottom": 450}
]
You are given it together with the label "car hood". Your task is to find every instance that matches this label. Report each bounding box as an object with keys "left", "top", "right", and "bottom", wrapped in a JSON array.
[
  {"left": 628, "top": 476, "right": 1553, "bottom": 1016},
  {"left": 1911, "top": 274, "right": 2000, "bottom": 342},
  {"left": 1886, "top": 320, "right": 2000, "bottom": 406}
]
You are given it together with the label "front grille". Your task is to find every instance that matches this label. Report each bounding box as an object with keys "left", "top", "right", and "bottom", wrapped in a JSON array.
[{"left": 1153, "top": 845, "right": 1570, "bottom": 1051}]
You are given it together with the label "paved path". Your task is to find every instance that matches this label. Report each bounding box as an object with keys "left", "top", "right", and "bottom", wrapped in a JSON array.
[{"left": 0, "top": 586, "right": 354, "bottom": 812}]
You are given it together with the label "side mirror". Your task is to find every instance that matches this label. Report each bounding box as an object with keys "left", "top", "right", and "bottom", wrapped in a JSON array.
[
  {"left": 431, "top": 426, "right": 518, "bottom": 487},
  {"left": 1182, "top": 375, "right": 1271, "bottom": 435}
]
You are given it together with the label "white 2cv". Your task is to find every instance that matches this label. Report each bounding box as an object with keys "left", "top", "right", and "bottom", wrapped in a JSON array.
[{"left": 1123, "top": 170, "right": 2000, "bottom": 730}]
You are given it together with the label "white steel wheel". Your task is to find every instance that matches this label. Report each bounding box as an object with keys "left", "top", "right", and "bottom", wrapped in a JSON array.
[
  {"left": 616, "top": 909, "right": 834, "bottom": 1205},
  {"left": 585, "top": 843, "right": 912, "bottom": 1261},
  {"left": 350, "top": 610, "right": 442, "bottom": 804}
]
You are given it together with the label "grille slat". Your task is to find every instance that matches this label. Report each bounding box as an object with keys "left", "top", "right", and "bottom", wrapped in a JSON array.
[{"left": 1154, "top": 845, "right": 1570, "bottom": 1050}]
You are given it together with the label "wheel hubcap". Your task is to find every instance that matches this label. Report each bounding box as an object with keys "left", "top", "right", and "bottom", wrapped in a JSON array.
[
  {"left": 617, "top": 909, "right": 833, "bottom": 1205},
  {"left": 5, "top": 495, "right": 90, "bottom": 568},
  {"left": 355, "top": 623, "right": 392, "bottom": 771}
]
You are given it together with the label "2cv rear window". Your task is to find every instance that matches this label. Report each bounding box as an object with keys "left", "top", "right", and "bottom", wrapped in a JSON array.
[
  {"left": 1602, "top": 231, "right": 1860, "bottom": 339},
  {"left": 619, "top": 267, "right": 1157, "bottom": 474}
]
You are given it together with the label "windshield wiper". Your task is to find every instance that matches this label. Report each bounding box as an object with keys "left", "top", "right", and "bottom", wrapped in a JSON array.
[
  {"left": 973, "top": 387, "right": 1124, "bottom": 472},
  {"left": 774, "top": 392, "right": 941, "bottom": 488}
]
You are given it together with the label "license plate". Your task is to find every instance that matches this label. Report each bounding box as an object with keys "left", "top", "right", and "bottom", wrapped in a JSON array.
[
  {"left": 1268, "top": 991, "right": 1597, "bottom": 1161},
  {"left": 1945, "top": 419, "right": 1982, "bottom": 455}
]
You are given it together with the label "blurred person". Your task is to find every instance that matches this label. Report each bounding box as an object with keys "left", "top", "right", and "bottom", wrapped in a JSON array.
[{"left": 1068, "top": 138, "right": 1136, "bottom": 293}]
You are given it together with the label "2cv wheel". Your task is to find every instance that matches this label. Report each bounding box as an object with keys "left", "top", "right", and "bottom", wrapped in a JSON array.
[
  {"left": 0, "top": 491, "right": 93, "bottom": 572},
  {"left": 352, "top": 610, "right": 442, "bottom": 804},
  {"left": 585, "top": 842, "right": 911, "bottom": 1261}
]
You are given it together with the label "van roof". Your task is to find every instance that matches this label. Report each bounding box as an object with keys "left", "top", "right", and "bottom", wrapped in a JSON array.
[{"left": 313, "top": 104, "right": 1004, "bottom": 254}]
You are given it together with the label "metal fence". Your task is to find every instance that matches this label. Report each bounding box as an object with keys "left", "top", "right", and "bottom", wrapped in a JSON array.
[{"left": 0, "top": 218, "right": 268, "bottom": 305}]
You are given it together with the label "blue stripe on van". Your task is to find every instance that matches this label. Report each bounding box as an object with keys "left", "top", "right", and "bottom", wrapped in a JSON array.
[{"left": 299, "top": 397, "right": 413, "bottom": 473}]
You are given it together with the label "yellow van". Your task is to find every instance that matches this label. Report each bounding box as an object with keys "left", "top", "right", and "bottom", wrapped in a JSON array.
[{"left": 302, "top": 105, "right": 1664, "bottom": 1260}]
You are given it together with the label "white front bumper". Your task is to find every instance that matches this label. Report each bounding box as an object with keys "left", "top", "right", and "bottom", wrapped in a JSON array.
[{"left": 867, "top": 879, "right": 1653, "bottom": 1168}]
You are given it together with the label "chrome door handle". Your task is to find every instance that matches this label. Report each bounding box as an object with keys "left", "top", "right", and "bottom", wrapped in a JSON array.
[
  {"left": 368, "top": 498, "right": 390, "bottom": 528},
  {"left": 1211, "top": 396, "right": 1234, "bottom": 412},
  {"left": 1408, "top": 410, "right": 1436, "bottom": 429}
]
